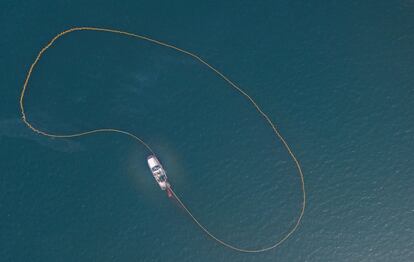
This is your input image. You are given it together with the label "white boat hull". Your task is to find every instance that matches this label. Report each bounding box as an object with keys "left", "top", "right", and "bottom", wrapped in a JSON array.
[{"left": 147, "top": 155, "right": 170, "bottom": 190}]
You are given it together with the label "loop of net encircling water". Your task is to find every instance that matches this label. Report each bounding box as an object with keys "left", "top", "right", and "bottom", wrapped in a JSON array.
[{"left": 19, "top": 27, "right": 306, "bottom": 253}]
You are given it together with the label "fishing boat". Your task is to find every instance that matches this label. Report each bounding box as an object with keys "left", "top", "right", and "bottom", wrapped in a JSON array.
[{"left": 147, "top": 155, "right": 170, "bottom": 191}]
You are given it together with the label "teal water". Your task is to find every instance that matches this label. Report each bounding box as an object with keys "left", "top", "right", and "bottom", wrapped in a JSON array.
[{"left": 1, "top": 1, "right": 414, "bottom": 261}]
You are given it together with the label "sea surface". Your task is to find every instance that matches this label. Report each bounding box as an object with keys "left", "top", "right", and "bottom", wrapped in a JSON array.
[{"left": 1, "top": 1, "right": 413, "bottom": 261}]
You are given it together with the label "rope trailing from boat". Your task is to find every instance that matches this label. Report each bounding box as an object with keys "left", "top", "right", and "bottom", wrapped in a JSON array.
[{"left": 19, "top": 27, "right": 306, "bottom": 253}]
